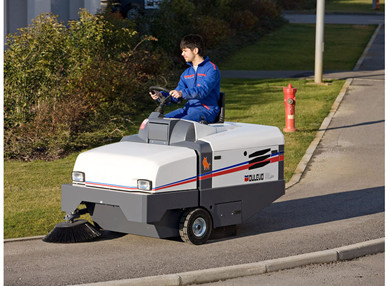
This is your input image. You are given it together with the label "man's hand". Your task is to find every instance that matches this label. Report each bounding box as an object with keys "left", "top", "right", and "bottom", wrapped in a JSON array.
[
  {"left": 149, "top": 91, "right": 161, "bottom": 100},
  {"left": 170, "top": 90, "right": 183, "bottom": 99}
]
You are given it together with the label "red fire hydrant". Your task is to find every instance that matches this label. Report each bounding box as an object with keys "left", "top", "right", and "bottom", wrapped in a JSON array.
[
  {"left": 373, "top": 0, "right": 380, "bottom": 9},
  {"left": 283, "top": 83, "right": 297, "bottom": 132}
]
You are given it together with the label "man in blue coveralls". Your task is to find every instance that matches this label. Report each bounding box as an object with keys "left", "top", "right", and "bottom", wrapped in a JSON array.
[{"left": 150, "top": 34, "right": 221, "bottom": 123}]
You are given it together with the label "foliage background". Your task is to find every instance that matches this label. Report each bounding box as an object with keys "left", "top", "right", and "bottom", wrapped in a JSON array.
[
  {"left": 4, "top": 0, "right": 284, "bottom": 161},
  {"left": 4, "top": 10, "right": 167, "bottom": 160}
]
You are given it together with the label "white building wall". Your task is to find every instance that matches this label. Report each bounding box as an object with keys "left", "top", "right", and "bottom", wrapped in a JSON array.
[
  {"left": 27, "top": 0, "right": 51, "bottom": 21},
  {"left": 84, "top": 0, "right": 101, "bottom": 15},
  {"left": 5, "top": 0, "right": 101, "bottom": 36},
  {"left": 5, "top": 0, "right": 28, "bottom": 36}
]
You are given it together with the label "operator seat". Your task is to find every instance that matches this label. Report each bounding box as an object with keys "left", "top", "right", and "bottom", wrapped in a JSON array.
[{"left": 215, "top": 92, "right": 225, "bottom": 123}]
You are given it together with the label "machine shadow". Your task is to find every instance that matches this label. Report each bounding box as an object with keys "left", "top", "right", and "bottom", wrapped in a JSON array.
[
  {"left": 95, "top": 186, "right": 384, "bottom": 244},
  {"left": 211, "top": 186, "right": 384, "bottom": 243},
  {"left": 319, "top": 119, "right": 384, "bottom": 132}
]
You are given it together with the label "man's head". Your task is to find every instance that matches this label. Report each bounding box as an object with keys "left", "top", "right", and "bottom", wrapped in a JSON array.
[{"left": 180, "top": 34, "right": 205, "bottom": 63}]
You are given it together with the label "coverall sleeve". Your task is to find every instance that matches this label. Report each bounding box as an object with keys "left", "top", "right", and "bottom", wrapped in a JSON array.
[{"left": 158, "top": 91, "right": 181, "bottom": 104}]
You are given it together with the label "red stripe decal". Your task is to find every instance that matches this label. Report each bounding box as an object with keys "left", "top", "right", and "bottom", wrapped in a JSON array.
[
  {"left": 209, "top": 62, "right": 216, "bottom": 70},
  {"left": 198, "top": 73, "right": 206, "bottom": 76},
  {"left": 184, "top": 74, "right": 195, "bottom": 78}
]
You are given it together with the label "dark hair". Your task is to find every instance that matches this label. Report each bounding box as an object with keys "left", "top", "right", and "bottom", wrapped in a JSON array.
[{"left": 180, "top": 34, "right": 205, "bottom": 57}]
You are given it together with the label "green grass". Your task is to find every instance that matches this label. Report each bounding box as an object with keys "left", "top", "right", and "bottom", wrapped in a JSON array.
[
  {"left": 4, "top": 78, "right": 345, "bottom": 239},
  {"left": 326, "top": 0, "right": 385, "bottom": 13},
  {"left": 220, "top": 24, "right": 376, "bottom": 71},
  {"left": 221, "top": 79, "right": 345, "bottom": 181},
  {"left": 4, "top": 154, "right": 79, "bottom": 238}
]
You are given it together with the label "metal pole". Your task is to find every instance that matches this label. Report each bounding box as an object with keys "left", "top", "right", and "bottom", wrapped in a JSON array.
[{"left": 314, "top": 0, "right": 325, "bottom": 84}]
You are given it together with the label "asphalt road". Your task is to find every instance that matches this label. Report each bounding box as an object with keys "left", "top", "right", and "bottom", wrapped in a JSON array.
[
  {"left": 4, "top": 15, "right": 384, "bottom": 286},
  {"left": 4, "top": 64, "right": 384, "bottom": 286},
  {"left": 283, "top": 12, "right": 385, "bottom": 25}
]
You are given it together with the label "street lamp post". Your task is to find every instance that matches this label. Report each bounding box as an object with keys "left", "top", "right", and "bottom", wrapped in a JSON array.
[{"left": 314, "top": 0, "right": 325, "bottom": 84}]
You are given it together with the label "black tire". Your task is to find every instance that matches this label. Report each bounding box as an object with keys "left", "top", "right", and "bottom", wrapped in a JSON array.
[{"left": 179, "top": 208, "right": 212, "bottom": 245}]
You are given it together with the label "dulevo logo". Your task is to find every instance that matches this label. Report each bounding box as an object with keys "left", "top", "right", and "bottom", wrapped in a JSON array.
[{"left": 244, "top": 173, "right": 264, "bottom": 182}]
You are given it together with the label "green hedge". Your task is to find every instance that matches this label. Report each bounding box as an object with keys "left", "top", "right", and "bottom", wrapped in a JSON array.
[{"left": 4, "top": 10, "right": 167, "bottom": 160}]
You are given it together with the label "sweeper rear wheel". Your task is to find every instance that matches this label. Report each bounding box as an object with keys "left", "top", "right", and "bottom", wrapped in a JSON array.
[
  {"left": 179, "top": 208, "right": 213, "bottom": 245},
  {"left": 43, "top": 219, "right": 102, "bottom": 243}
]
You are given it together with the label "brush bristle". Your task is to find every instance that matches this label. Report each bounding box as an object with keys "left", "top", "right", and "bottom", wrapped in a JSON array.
[{"left": 43, "top": 219, "right": 102, "bottom": 243}]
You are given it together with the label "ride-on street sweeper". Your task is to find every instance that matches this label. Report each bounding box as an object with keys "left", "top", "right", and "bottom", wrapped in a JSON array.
[{"left": 43, "top": 87, "right": 285, "bottom": 245}]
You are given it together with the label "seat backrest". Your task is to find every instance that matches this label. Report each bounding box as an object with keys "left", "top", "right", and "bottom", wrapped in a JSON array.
[{"left": 215, "top": 92, "right": 225, "bottom": 123}]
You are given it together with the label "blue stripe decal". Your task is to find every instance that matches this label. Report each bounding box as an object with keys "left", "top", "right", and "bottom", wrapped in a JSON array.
[
  {"left": 271, "top": 151, "right": 284, "bottom": 157},
  {"left": 199, "top": 161, "right": 249, "bottom": 177}
]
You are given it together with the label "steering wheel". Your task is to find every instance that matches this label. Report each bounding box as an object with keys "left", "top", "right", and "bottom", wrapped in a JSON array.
[
  {"left": 149, "top": 86, "right": 173, "bottom": 114},
  {"left": 149, "top": 86, "right": 172, "bottom": 101}
]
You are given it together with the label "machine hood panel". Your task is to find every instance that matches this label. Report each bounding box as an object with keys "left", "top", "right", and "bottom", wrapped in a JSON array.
[
  {"left": 73, "top": 142, "right": 197, "bottom": 193},
  {"left": 203, "top": 122, "right": 284, "bottom": 151}
]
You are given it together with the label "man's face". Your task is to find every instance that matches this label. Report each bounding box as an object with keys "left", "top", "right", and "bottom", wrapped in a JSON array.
[{"left": 181, "top": 47, "right": 197, "bottom": 63}]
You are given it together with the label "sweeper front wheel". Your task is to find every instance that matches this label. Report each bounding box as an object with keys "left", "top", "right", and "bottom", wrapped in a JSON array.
[{"left": 179, "top": 208, "right": 213, "bottom": 245}]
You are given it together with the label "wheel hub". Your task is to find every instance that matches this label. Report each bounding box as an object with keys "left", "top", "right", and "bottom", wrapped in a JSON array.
[{"left": 192, "top": 217, "right": 207, "bottom": 237}]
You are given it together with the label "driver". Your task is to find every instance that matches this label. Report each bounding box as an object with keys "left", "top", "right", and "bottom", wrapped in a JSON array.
[{"left": 150, "top": 34, "right": 221, "bottom": 123}]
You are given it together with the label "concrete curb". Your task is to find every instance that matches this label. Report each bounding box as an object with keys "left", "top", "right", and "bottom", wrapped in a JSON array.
[
  {"left": 4, "top": 235, "right": 45, "bottom": 243},
  {"left": 75, "top": 238, "right": 384, "bottom": 286}
]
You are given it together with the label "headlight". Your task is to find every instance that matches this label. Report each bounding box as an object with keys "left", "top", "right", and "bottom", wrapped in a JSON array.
[
  {"left": 137, "top": 179, "right": 152, "bottom": 191},
  {"left": 72, "top": 171, "right": 85, "bottom": 183}
]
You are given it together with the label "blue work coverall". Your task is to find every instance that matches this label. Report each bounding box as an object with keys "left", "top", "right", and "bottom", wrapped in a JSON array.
[{"left": 165, "top": 57, "right": 221, "bottom": 123}]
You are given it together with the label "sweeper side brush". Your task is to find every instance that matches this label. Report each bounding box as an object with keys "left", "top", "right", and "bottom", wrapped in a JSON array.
[
  {"left": 43, "top": 219, "right": 102, "bottom": 243},
  {"left": 43, "top": 208, "right": 102, "bottom": 243}
]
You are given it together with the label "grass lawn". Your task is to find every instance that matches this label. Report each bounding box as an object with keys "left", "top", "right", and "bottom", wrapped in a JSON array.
[
  {"left": 4, "top": 78, "right": 345, "bottom": 239},
  {"left": 326, "top": 0, "right": 385, "bottom": 13},
  {"left": 4, "top": 153, "right": 79, "bottom": 238},
  {"left": 220, "top": 24, "right": 376, "bottom": 71}
]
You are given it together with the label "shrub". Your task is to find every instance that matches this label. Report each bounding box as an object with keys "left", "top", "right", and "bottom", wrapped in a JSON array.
[
  {"left": 4, "top": 10, "right": 166, "bottom": 160},
  {"left": 148, "top": 0, "right": 195, "bottom": 60},
  {"left": 231, "top": 10, "right": 259, "bottom": 32},
  {"left": 193, "top": 16, "right": 233, "bottom": 49},
  {"left": 276, "top": 0, "right": 316, "bottom": 10}
]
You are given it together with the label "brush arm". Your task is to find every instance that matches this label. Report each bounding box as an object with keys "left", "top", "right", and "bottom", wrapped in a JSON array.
[{"left": 64, "top": 208, "right": 89, "bottom": 223}]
